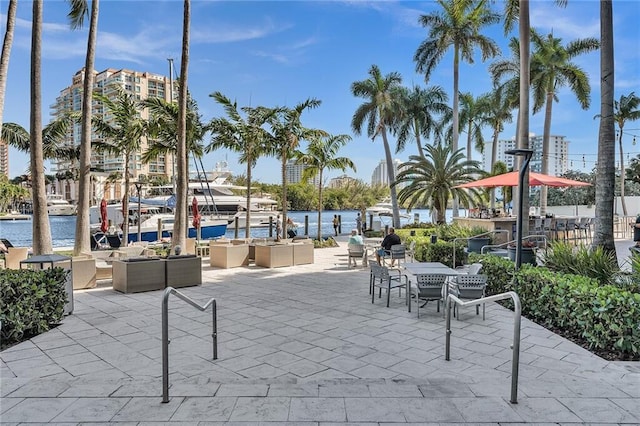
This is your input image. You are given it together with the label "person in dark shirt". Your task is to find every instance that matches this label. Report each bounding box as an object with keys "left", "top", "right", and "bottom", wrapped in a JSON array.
[
  {"left": 632, "top": 215, "right": 640, "bottom": 247},
  {"left": 376, "top": 227, "right": 401, "bottom": 265}
]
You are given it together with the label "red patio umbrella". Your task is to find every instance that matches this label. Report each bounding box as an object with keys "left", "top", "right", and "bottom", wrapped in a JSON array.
[
  {"left": 191, "top": 197, "right": 201, "bottom": 229},
  {"left": 454, "top": 171, "right": 591, "bottom": 189},
  {"left": 100, "top": 199, "right": 108, "bottom": 233}
]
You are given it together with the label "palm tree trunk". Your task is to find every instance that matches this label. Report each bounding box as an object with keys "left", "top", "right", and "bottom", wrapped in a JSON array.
[
  {"left": 618, "top": 129, "right": 627, "bottom": 216},
  {"left": 317, "top": 169, "right": 323, "bottom": 241},
  {"left": 0, "top": 0, "right": 17, "bottom": 142},
  {"left": 281, "top": 153, "right": 287, "bottom": 240},
  {"left": 539, "top": 91, "right": 554, "bottom": 216},
  {"left": 74, "top": 0, "right": 99, "bottom": 256},
  {"left": 30, "top": 0, "right": 52, "bottom": 255},
  {"left": 517, "top": 0, "right": 531, "bottom": 237},
  {"left": 245, "top": 160, "right": 252, "bottom": 236},
  {"left": 380, "top": 127, "right": 400, "bottom": 228},
  {"left": 594, "top": 0, "right": 616, "bottom": 253},
  {"left": 466, "top": 122, "right": 473, "bottom": 162},
  {"left": 451, "top": 43, "right": 460, "bottom": 218},
  {"left": 490, "top": 127, "right": 499, "bottom": 210},
  {"left": 174, "top": 0, "right": 190, "bottom": 252},
  {"left": 122, "top": 154, "right": 130, "bottom": 244},
  {"left": 415, "top": 125, "right": 425, "bottom": 158}
]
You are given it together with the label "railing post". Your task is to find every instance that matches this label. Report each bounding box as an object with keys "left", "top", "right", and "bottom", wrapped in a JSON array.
[
  {"left": 162, "top": 288, "right": 170, "bottom": 403},
  {"left": 212, "top": 299, "right": 217, "bottom": 360},
  {"left": 445, "top": 291, "right": 521, "bottom": 403}
]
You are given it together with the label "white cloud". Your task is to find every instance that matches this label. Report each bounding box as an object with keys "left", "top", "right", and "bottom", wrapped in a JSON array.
[
  {"left": 191, "top": 18, "right": 290, "bottom": 44},
  {"left": 251, "top": 50, "right": 290, "bottom": 64},
  {"left": 531, "top": 5, "right": 599, "bottom": 39}
]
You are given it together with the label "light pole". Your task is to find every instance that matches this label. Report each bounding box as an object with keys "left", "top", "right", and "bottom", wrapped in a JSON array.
[
  {"left": 134, "top": 182, "right": 143, "bottom": 243},
  {"left": 505, "top": 149, "right": 534, "bottom": 270}
]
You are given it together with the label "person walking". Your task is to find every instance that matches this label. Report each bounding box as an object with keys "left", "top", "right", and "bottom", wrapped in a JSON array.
[
  {"left": 275, "top": 214, "right": 282, "bottom": 241},
  {"left": 356, "top": 212, "right": 362, "bottom": 235},
  {"left": 332, "top": 215, "right": 339, "bottom": 236}
]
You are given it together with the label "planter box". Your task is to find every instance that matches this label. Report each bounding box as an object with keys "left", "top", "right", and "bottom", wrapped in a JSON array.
[
  {"left": 113, "top": 258, "right": 165, "bottom": 293},
  {"left": 71, "top": 256, "right": 97, "bottom": 290},
  {"left": 507, "top": 246, "right": 537, "bottom": 265},
  {"left": 164, "top": 255, "right": 202, "bottom": 288},
  {"left": 209, "top": 244, "right": 250, "bottom": 268},
  {"left": 292, "top": 241, "right": 314, "bottom": 265},
  {"left": 468, "top": 237, "right": 491, "bottom": 254},
  {"left": 254, "top": 244, "right": 294, "bottom": 268}
]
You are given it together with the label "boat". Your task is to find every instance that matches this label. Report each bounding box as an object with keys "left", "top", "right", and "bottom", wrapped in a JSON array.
[
  {"left": 89, "top": 202, "right": 227, "bottom": 244},
  {"left": 145, "top": 163, "right": 281, "bottom": 229},
  {"left": 47, "top": 194, "right": 76, "bottom": 216}
]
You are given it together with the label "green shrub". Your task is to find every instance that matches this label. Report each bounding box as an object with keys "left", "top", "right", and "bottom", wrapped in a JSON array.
[
  {"left": 0, "top": 268, "right": 68, "bottom": 346},
  {"left": 314, "top": 237, "right": 339, "bottom": 248},
  {"left": 544, "top": 242, "right": 618, "bottom": 286},
  {"left": 468, "top": 253, "right": 515, "bottom": 296},
  {"left": 514, "top": 268, "right": 639, "bottom": 355},
  {"left": 422, "top": 241, "right": 466, "bottom": 268}
]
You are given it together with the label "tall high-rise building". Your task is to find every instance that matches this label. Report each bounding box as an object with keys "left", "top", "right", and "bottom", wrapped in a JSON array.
[
  {"left": 483, "top": 134, "right": 569, "bottom": 176},
  {"left": 51, "top": 67, "right": 175, "bottom": 201},
  {"left": 0, "top": 140, "right": 8, "bottom": 178},
  {"left": 371, "top": 159, "right": 405, "bottom": 187},
  {"left": 285, "top": 160, "right": 320, "bottom": 186}
]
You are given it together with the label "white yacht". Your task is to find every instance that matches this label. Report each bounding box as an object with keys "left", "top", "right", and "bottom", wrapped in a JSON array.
[
  {"left": 47, "top": 194, "right": 76, "bottom": 216},
  {"left": 145, "top": 163, "right": 281, "bottom": 228}
]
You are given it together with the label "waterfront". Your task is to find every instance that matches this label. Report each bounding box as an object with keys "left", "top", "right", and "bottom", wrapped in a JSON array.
[{"left": 0, "top": 209, "right": 441, "bottom": 248}]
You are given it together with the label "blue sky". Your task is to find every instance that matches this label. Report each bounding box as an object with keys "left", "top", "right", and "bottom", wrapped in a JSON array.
[{"left": 3, "top": 0, "right": 640, "bottom": 184}]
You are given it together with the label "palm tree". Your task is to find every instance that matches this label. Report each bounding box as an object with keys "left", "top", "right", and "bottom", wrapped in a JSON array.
[
  {"left": 530, "top": 30, "right": 599, "bottom": 215},
  {"left": 395, "top": 84, "right": 450, "bottom": 158},
  {"left": 264, "top": 99, "right": 323, "bottom": 240},
  {"left": 0, "top": 0, "right": 17, "bottom": 143},
  {"left": 457, "top": 92, "right": 490, "bottom": 162},
  {"left": 395, "top": 143, "right": 483, "bottom": 224},
  {"left": 29, "top": 0, "right": 53, "bottom": 254},
  {"left": 610, "top": 93, "right": 640, "bottom": 216},
  {"left": 68, "top": 0, "right": 99, "bottom": 256},
  {"left": 207, "top": 92, "right": 273, "bottom": 236},
  {"left": 594, "top": 0, "right": 616, "bottom": 252},
  {"left": 141, "top": 96, "right": 205, "bottom": 164},
  {"left": 92, "top": 86, "right": 146, "bottom": 244},
  {"left": 2, "top": 113, "right": 80, "bottom": 161},
  {"left": 414, "top": 0, "right": 500, "bottom": 217},
  {"left": 173, "top": 0, "right": 190, "bottom": 252},
  {"left": 296, "top": 134, "right": 355, "bottom": 240},
  {"left": 351, "top": 64, "right": 404, "bottom": 228},
  {"left": 484, "top": 87, "right": 514, "bottom": 210}
]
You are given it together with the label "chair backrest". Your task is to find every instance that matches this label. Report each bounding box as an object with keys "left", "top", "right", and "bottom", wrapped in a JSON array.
[
  {"left": 543, "top": 217, "right": 553, "bottom": 229},
  {"left": 348, "top": 244, "right": 365, "bottom": 256},
  {"left": 414, "top": 274, "right": 447, "bottom": 297},
  {"left": 390, "top": 244, "right": 406, "bottom": 259},
  {"left": 555, "top": 219, "right": 567, "bottom": 230},
  {"left": 467, "top": 263, "right": 483, "bottom": 275},
  {"left": 106, "top": 235, "right": 122, "bottom": 249},
  {"left": 566, "top": 218, "right": 577, "bottom": 229},
  {"left": 370, "top": 263, "right": 390, "bottom": 280},
  {"left": 455, "top": 274, "right": 488, "bottom": 299},
  {"left": 533, "top": 218, "right": 543, "bottom": 230}
]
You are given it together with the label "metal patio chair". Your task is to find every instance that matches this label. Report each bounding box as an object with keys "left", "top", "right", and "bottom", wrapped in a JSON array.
[
  {"left": 410, "top": 273, "right": 448, "bottom": 318},
  {"left": 370, "top": 264, "right": 408, "bottom": 307}
]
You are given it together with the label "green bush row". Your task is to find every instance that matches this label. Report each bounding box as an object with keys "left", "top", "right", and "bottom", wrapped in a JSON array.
[
  {"left": 468, "top": 252, "right": 639, "bottom": 356},
  {"left": 0, "top": 268, "right": 68, "bottom": 346}
]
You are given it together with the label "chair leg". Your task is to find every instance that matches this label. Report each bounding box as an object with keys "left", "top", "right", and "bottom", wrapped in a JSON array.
[
  {"left": 482, "top": 303, "right": 485, "bottom": 321},
  {"left": 386, "top": 284, "right": 391, "bottom": 307}
]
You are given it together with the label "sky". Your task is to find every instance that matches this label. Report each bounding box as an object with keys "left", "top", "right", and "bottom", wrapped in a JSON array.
[{"left": 3, "top": 0, "right": 640, "bottom": 184}]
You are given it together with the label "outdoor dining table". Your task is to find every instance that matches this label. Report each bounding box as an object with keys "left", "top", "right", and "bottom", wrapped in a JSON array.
[{"left": 403, "top": 262, "right": 465, "bottom": 312}]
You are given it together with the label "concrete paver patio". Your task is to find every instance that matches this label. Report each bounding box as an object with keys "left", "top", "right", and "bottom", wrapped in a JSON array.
[{"left": 1, "top": 238, "right": 639, "bottom": 424}]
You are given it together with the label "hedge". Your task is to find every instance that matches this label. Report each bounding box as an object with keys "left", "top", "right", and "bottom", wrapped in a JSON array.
[{"left": 0, "top": 268, "right": 68, "bottom": 346}]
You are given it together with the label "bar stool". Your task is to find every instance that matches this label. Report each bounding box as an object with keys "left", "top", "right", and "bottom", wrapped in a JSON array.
[
  {"left": 565, "top": 218, "right": 577, "bottom": 244},
  {"left": 553, "top": 218, "right": 568, "bottom": 241}
]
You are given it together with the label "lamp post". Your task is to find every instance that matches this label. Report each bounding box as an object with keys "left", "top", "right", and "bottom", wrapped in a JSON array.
[
  {"left": 505, "top": 149, "right": 534, "bottom": 270},
  {"left": 134, "top": 182, "right": 143, "bottom": 243}
]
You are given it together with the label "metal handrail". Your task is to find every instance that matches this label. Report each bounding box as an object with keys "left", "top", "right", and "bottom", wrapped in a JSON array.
[
  {"left": 445, "top": 291, "right": 521, "bottom": 403},
  {"left": 162, "top": 287, "right": 217, "bottom": 403},
  {"left": 452, "top": 229, "right": 509, "bottom": 267},
  {"left": 480, "top": 234, "right": 548, "bottom": 255}
]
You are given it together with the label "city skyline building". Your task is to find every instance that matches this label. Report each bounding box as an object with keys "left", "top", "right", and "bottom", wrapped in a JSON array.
[
  {"left": 482, "top": 134, "right": 570, "bottom": 176},
  {"left": 285, "top": 160, "right": 320, "bottom": 187},
  {"left": 371, "top": 159, "right": 404, "bottom": 187},
  {"left": 0, "top": 140, "right": 8, "bottom": 178},
  {"left": 50, "top": 67, "right": 175, "bottom": 201},
  {"left": 328, "top": 174, "right": 358, "bottom": 189}
]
